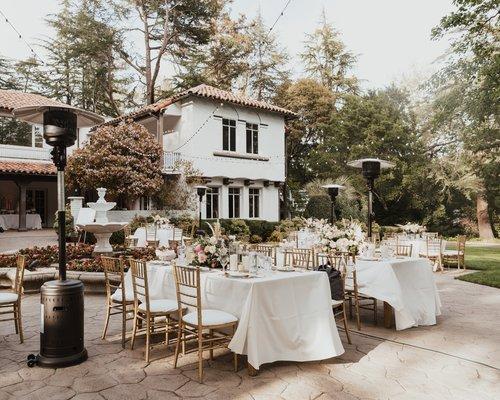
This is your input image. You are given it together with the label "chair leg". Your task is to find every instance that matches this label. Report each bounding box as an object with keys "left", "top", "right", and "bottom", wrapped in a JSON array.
[
  {"left": 355, "top": 298, "right": 361, "bottom": 331},
  {"left": 131, "top": 312, "right": 138, "bottom": 350},
  {"left": 165, "top": 316, "right": 170, "bottom": 348},
  {"left": 101, "top": 303, "right": 111, "bottom": 340},
  {"left": 209, "top": 329, "right": 214, "bottom": 361},
  {"left": 198, "top": 330, "right": 204, "bottom": 383},
  {"left": 348, "top": 296, "right": 353, "bottom": 319},
  {"left": 16, "top": 303, "right": 23, "bottom": 344},
  {"left": 373, "top": 299, "right": 378, "bottom": 326},
  {"left": 342, "top": 304, "right": 351, "bottom": 345},
  {"left": 13, "top": 305, "right": 19, "bottom": 334},
  {"left": 173, "top": 323, "right": 182, "bottom": 368},
  {"left": 145, "top": 317, "right": 151, "bottom": 363},
  {"left": 121, "top": 305, "right": 127, "bottom": 348}
]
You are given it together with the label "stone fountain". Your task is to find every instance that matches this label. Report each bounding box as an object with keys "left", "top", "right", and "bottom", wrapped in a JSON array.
[{"left": 79, "top": 188, "right": 127, "bottom": 255}]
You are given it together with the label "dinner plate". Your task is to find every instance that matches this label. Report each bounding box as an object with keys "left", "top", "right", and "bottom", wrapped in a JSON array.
[
  {"left": 276, "top": 267, "right": 295, "bottom": 272},
  {"left": 149, "top": 260, "right": 168, "bottom": 265},
  {"left": 225, "top": 271, "right": 249, "bottom": 278}
]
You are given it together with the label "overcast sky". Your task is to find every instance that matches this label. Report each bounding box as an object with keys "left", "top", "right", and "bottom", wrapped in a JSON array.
[{"left": 0, "top": 0, "right": 454, "bottom": 90}]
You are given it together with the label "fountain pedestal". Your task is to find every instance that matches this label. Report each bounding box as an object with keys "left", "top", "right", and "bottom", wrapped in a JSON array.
[{"left": 80, "top": 188, "right": 127, "bottom": 256}]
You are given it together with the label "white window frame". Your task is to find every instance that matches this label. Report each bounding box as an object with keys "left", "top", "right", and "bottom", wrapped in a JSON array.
[
  {"left": 228, "top": 187, "right": 241, "bottom": 218},
  {"left": 248, "top": 188, "right": 260, "bottom": 218},
  {"left": 222, "top": 118, "right": 236, "bottom": 151},
  {"left": 205, "top": 187, "right": 220, "bottom": 219},
  {"left": 246, "top": 123, "right": 258, "bottom": 154}
]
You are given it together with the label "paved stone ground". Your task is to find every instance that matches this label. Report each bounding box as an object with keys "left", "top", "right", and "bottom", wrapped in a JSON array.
[
  {"left": 0, "top": 229, "right": 57, "bottom": 254},
  {"left": 1, "top": 271, "right": 499, "bottom": 400}
]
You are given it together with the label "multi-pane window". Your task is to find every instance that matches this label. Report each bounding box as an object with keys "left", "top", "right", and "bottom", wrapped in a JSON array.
[
  {"left": 246, "top": 123, "right": 258, "bottom": 154},
  {"left": 222, "top": 118, "right": 236, "bottom": 151},
  {"left": 249, "top": 188, "right": 260, "bottom": 218},
  {"left": 228, "top": 188, "right": 240, "bottom": 218},
  {"left": 139, "top": 196, "right": 151, "bottom": 210},
  {"left": 205, "top": 187, "right": 219, "bottom": 219}
]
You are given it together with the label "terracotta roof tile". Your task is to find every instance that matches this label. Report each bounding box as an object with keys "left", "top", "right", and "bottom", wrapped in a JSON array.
[
  {"left": 94, "top": 84, "right": 297, "bottom": 129},
  {"left": 0, "top": 161, "right": 56, "bottom": 176},
  {"left": 0, "top": 90, "right": 68, "bottom": 114}
]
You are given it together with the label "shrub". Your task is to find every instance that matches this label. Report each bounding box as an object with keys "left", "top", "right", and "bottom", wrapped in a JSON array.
[
  {"left": 304, "top": 195, "right": 331, "bottom": 220},
  {"left": 245, "top": 220, "right": 278, "bottom": 241},
  {"left": 276, "top": 217, "right": 306, "bottom": 238},
  {"left": 68, "top": 257, "right": 103, "bottom": 272},
  {"left": 249, "top": 234, "right": 263, "bottom": 244},
  {"left": 268, "top": 230, "right": 283, "bottom": 242},
  {"left": 170, "top": 214, "right": 195, "bottom": 234},
  {"left": 53, "top": 209, "right": 76, "bottom": 241},
  {"left": 0, "top": 255, "right": 15, "bottom": 268},
  {"left": 66, "top": 243, "right": 94, "bottom": 259}
]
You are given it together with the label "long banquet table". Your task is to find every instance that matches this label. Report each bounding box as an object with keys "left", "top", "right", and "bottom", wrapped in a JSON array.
[
  {"left": 124, "top": 263, "right": 345, "bottom": 369},
  {"left": 355, "top": 257, "right": 441, "bottom": 330},
  {"left": 0, "top": 214, "right": 42, "bottom": 230}
]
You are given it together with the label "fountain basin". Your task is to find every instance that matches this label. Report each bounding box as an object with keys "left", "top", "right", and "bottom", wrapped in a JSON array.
[{"left": 77, "top": 222, "right": 127, "bottom": 254}]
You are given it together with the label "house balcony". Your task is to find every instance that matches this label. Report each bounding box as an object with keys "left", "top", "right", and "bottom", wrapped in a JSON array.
[
  {"left": 163, "top": 151, "right": 182, "bottom": 174},
  {"left": 0, "top": 144, "right": 51, "bottom": 162}
]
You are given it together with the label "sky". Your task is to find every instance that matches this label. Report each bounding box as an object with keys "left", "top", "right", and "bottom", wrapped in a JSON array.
[{"left": 0, "top": 0, "right": 454, "bottom": 90}]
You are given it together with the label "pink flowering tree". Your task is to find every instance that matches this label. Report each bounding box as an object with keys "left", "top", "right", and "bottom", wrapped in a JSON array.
[{"left": 66, "top": 122, "right": 164, "bottom": 206}]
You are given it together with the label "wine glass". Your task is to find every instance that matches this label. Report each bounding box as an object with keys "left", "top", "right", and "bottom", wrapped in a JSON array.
[{"left": 220, "top": 254, "right": 229, "bottom": 275}]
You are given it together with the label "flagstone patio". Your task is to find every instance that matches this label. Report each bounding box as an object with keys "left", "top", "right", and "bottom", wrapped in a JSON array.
[{"left": 0, "top": 271, "right": 499, "bottom": 400}]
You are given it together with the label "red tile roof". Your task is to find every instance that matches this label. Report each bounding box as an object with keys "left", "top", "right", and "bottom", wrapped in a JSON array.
[
  {"left": 0, "top": 161, "right": 56, "bottom": 176},
  {"left": 0, "top": 90, "right": 68, "bottom": 114},
  {"left": 94, "top": 84, "right": 297, "bottom": 129}
]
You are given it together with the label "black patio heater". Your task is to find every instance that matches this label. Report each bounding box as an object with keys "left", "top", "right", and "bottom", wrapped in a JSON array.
[
  {"left": 321, "top": 184, "right": 345, "bottom": 224},
  {"left": 194, "top": 185, "right": 208, "bottom": 236},
  {"left": 347, "top": 158, "right": 394, "bottom": 239},
  {"left": 13, "top": 104, "right": 104, "bottom": 369}
]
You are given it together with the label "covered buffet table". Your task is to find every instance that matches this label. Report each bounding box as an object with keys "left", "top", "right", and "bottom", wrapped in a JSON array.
[{"left": 0, "top": 214, "right": 42, "bottom": 230}]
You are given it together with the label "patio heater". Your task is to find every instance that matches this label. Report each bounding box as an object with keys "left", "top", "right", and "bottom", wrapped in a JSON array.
[
  {"left": 13, "top": 105, "right": 103, "bottom": 368},
  {"left": 347, "top": 158, "right": 394, "bottom": 238},
  {"left": 194, "top": 185, "right": 208, "bottom": 236},
  {"left": 321, "top": 184, "right": 345, "bottom": 224}
]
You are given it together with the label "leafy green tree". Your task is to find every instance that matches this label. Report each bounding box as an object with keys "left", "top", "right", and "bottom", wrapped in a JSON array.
[
  {"left": 66, "top": 122, "right": 163, "bottom": 205},
  {"left": 241, "top": 11, "right": 289, "bottom": 101},
  {"left": 428, "top": 0, "right": 499, "bottom": 238},
  {"left": 0, "top": 56, "right": 19, "bottom": 90},
  {"left": 300, "top": 12, "right": 357, "bottom": 98}
]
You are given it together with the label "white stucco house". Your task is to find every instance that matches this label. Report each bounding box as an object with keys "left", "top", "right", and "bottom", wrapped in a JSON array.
[{"left": 97, "top": 84, "right": 296, "bottom": 222}]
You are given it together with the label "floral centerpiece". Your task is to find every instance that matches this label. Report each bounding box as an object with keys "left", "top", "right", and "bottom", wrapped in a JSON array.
[
  {"left": 399, "top": 222, "right": 425, "bottom": 234},
  {"left": 303, "top": 217, "right": 328, "bottom": 232},
  {"left": 152, "top": 214, "right": 170, "bottom": 228},
  {"left": 317, "top": 218, "right": 366, "bottom": 254},
  {"left": 191, "top": 236, "right": 228, "bottom": 268}
]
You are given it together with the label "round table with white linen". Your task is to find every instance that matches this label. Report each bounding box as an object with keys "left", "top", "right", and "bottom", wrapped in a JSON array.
[
  {"left": 355, "top": 257, "right": 441, "bottom": 330},
  {"left": 0, "top": 214, "right": 42, "bottom": 230},
  {"left": 123, "top": 263, "right": 345, "bottom": 370},
  {"left": 133, "top": 227, "right": 174, "bottom": 247}
]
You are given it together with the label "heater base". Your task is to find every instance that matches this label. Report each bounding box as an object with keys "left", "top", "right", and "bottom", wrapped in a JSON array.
[{"left": 36, "top": 348, "right": 88, "bottom": 368}]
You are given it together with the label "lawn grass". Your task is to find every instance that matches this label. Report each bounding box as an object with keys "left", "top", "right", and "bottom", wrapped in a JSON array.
[{"left": 452, "top": 244, "right": 500, "bottom": 289}]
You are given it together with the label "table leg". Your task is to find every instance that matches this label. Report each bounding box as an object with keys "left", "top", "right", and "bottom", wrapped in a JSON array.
[
  {"left": 247, "top": 360, "right": 259, "bottom": 376},
  {"left": 383, "top": 302, "right": 393, "bottom": 329}
]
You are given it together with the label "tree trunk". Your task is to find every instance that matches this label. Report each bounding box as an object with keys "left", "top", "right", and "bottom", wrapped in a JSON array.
[{"left": 476, "top": 193, "right": 494, "bottom": 239}]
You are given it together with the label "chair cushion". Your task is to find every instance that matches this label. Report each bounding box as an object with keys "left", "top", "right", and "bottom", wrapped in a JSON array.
[
  {"left": 443, "top": 250, "right": 463, "bottom": 256},
  {"left": 111, "top": 290, "right": 134, "bottom": 303},
  {"left": 139, "top": 299, "right": 177, "bottom": 313},
  {"left": 0, "top": 292, "right": 18, "bottom": 304},
  {"left": 183, "top": 309, "right": 238, "bottom": 326},
  {"left": 331, "top": 299, "right": 344, "bottom": 308}
]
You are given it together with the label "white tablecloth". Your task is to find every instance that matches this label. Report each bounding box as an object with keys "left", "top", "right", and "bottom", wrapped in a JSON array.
[
  {"left": 355, "top": 258, "right": 441, "bottom": 330},
  {"left": 124, "top": 264, "right": 344, "bottom": 369},
  {"left": 396, "top": 239, "right": 447, "bottom": 258},
  {"left": 0, "top": 214, "right": 42, "bottom": 230},
  {"left": 133, "top": 227, "right": 174, "bottom": 247}
]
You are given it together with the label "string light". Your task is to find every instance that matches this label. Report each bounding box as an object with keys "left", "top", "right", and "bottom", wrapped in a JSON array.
[
  {"left": 268, "top": 0, "right": 293, "bottom": 36},
  {"left": 0, "top": 9, "right": 45, "bottom": 65}
]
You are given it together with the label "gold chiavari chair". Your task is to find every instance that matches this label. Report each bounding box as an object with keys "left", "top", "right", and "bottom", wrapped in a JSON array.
[
  {"left": 101, "top": 256, "right": 135, "bottom": 348},
  {"left": 284, "top": 248, "right": 313, "bottom": 270},
  {"left": 419, "top": 237, "right": 443, "bottom": 271},
  {"left": 129, "top": 259, "right": 179, "bottom": 362},
  {"left": 0, "top": 255, "right": 26, "bottom": 343},
  {"left": 443, "top": 235, "right": 466, "bottom": 270},
  {"left": 146, "top": 223, "right": 159, "bottom": 248},
  {"left": 124, "top": 226, "right": 138, "bottom": 249},
  {"left": 316, "top": 252, "right": 351, "bottom": 344},
  {"left": 172, "top": 264, "right": 238, "bottom": 383},
  {"left": 288, "top": 231, "right": 299, "bottom": 248},
  {"left": 250, "top": 244, "right": 276, "bottom": 264},
  {"left": 390, "top": 244, "right": 413, "bottom": 257},
  {"left": 343, "top": 253, "right": 377, "bottom": 330}
]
